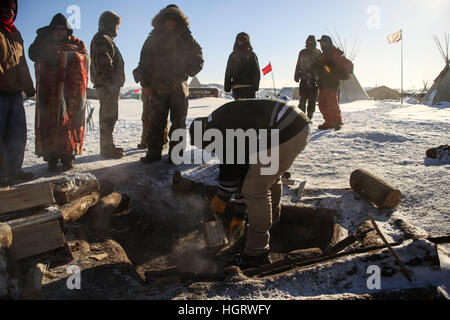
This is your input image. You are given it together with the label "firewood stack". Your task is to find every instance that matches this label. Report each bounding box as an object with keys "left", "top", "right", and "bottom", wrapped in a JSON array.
[{"left": 0, "top": 176, "right": 128, "bottom": 299}]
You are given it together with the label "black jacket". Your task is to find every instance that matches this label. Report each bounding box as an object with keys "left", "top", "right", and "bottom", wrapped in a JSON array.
[{"left": 224, "top": 51, "right": 260, "bottom": 93}]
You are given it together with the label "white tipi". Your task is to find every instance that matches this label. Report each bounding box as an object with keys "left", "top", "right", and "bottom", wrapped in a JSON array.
[
  {"left": 189, "top": 76, "right": 202, "bottom": 88},
  {"left": 424, "top": 33, "right": 450, "bottom": 105},
  {"left": 330, "top": 33, "right": 370, "bottom": 103}
]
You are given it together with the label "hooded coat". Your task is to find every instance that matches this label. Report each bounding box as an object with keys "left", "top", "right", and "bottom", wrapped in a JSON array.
[
  {"left": 90, "top": 11, "right": 125, "bottom": 88},
  {"left": 0, "top": 0, "right": 35, "bottom": 95},
  {"left": 294, "top": 36, "right": 321, "bottom": 84},
  {"left": 138, "top": 5, "right": 204, "bottom": 88},
  {"left": 29, "top": 14, "right": 89, "bottom": 158},
  {"left": 29, "top": 13, "right": 87, "bottom": 66},
  {"left": 224, "top": 32, "right": 260, "bottom": 93}
]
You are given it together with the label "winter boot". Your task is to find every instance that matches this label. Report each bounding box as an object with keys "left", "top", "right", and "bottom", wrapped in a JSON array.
[
  {"left": 61, "top": 155, "right": 75, "bottom": 171},
  {"left": 228, "top": 251, "right": 272, "bottom": 269},
  {"left": 0, "top": 177, "right": 11, "bottom": 188},
  {"left": 112, "top": 144, "right": 124, "bottom": 153},
  {"left": 13, "top": 170, "right": 34, "bottom": 181},
  {"left": 47, "top": 155, "right": 59, "bottom": 172},
  {"left": 140, "top": 149, "right": 162, "bottom": 164},
  {"left": 101, "top": 146, "right": 125, "bottom": 159},
  {"left": 318, "top": 124, "right": 332, "bottom": 130},
  {"left": 334, "top": 124, "right": 342, "bottom": 131}
]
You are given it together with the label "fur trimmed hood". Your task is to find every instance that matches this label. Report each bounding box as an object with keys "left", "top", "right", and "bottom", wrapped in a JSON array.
[{"left": 151, "top": 4, "right": 189, "bottom": 29}]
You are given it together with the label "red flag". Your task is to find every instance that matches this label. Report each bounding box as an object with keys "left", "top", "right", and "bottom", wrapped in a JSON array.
[
  {"left": 262, "top": 63, "right": 272, "bottom": 75},
  {"left": 388, "top": 30, "right": 402, "bottom": 44}
]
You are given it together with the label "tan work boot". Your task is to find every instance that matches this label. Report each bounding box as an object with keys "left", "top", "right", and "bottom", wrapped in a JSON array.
[{"left": 101, "top": 146, "right": 125, "bottom": 159}]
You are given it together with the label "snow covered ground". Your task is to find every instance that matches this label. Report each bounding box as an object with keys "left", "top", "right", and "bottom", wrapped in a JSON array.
[{"left": 20, "top": 96, "right": 449, "bottom": 299}]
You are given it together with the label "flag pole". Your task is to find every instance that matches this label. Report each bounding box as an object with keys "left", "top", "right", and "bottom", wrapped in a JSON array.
[
  {"left": 401, "top": 29, "right": 403, "bottom": 105},
  {"left": 270, "top": 62, "right": 277, "bottom": 97}
]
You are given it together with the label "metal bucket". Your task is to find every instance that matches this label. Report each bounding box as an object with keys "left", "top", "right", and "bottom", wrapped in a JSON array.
[{"left": 203, "top": 220, "right": 228, "bottom": 248}]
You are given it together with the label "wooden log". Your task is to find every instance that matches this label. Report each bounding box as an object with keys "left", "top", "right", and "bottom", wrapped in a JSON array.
[
  {"left": 0, "top": 223, "right": 12, "bottom": 249},
  {"left": 60, "top": 192, "right": 100, "bottom": 223},
  {"left": 0, "top": 183, "right": 55, "bottom": 215},
  {"left": 53, "top": 179, "right": 100, "bottom": 206},
  {"left": 350, "top": 169, "right": 401, "bottom": 209},
  {"left": 90, "top": 193, "right": 129, "bottom": 239},
  {"left": 0, "top": 222, "right": 20, "bottom": 290},
  {"left": 6, "top": 211, "right": 66, "bottom": 260}
]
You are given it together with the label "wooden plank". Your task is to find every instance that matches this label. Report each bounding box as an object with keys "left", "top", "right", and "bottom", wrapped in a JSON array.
[
  {"left": 6, "top": 211, "right": 65, "bottom": 260},
  {"left": 54, "top": 179, "right": 100, "bottom": 205},
  {"left": 0, "top": 183, "right": 55, "bottom": 215}
]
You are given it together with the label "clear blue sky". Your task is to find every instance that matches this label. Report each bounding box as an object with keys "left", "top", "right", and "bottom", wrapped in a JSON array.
[{"left": 16, "top": 0, "right": 450, "bottom": 90}]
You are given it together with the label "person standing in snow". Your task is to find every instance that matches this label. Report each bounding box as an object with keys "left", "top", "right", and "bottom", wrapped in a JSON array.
[
  {"left": 189, "top": 99, "right": 311, "bottom": 269},
  {"left": 0, "top": 0, "right": 35, "bottom": 187},
  {"left": 29, "top": 13, "right": 89, "bottom": 172},
  {"left": 294, "top": 35, "right": 321, "bottom": 120},
  {"left": 224, "top": 32, "right": 261, "bottom": 100},
  {"left": 90, "top": 11, "right": 125, "bottom": 159},
  {"left": 132, "top": 66, "right": 169, "bottom": 150},
  {"left": 315, "top": 35, "right": 344, "bottom": 130},
  {"left": 138, "top": 4, "right": 204, "bottom": 163}
]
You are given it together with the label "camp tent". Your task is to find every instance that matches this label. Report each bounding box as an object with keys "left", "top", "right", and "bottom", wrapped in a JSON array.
[
  {"left": 329, "top": 33, "right": 370, "bottom": 103},
  {"left": 367, "top": 86, "right": 400, "bottom": 100},
  {"left": 423, "top": 34, "right": 450, "bottom": 105},
  {"left": 339, "top": 73, "right": 370, "bottom": 103},
  {"left": 189, "top": 76, "right": 202, "bottom": 88}
]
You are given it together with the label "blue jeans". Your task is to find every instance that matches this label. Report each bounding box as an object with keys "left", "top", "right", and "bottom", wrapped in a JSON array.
[{"left": 0, "top": 95, "right": 27, "bottom": 178}]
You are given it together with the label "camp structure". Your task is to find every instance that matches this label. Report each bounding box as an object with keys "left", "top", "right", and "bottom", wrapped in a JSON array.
[
  {"left": 188, "top": 76, "right": 219, "bottom": 99},
  {"left": 189, "top": 76, "right": 202, "bottom": 88},
  {"left": 339, "top": 73, "right": 370, "bottom": 103},
  {"left": 423, "top": 33, "right": 450, "bottom": 106},
  {"left": 367, "top": 86, "right": 400, "bottom": 101},
  {"left": 330, "top": 32, "right": 370, "bottom": 103}
]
